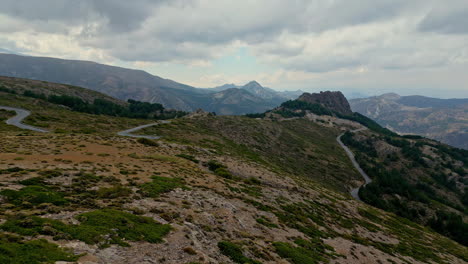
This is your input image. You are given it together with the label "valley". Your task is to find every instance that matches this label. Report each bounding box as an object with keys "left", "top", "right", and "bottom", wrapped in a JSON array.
[{"left": 350, "top": 93, "right": 468, "bottom": 150}]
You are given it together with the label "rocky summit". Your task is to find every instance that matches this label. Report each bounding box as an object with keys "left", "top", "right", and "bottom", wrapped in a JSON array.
[{"left": 298, "top": 91, "right": 353, "bottom": 115}]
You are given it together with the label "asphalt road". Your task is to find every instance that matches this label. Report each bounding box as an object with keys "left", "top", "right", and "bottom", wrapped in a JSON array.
[
  {"left": 117, "top": 120, "right": 170, "bottom": 139},
  {"left": 336, "top": 127, "right": 372, "bottom": 201},
  {"left": 0, "top": 106, "right": 49, "bottom": 133}
]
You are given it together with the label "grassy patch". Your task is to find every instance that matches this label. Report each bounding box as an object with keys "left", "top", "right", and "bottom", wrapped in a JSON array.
[
  {"left": 0, "top": 233, "right": 79, "bottom": 264},
  {"left": 0, "top": 167, "right": 24, "bottom": 174},
  {"left": 218, "top": 241, "right": 261, "bottom": 264},
  {"left": 207, "top": 160, "right": 235, "bottom": 179},
  {"left": 96, "top": 185, "right": 132, "bottom": 199},
  {"left": 0, "top": 209, "right": 171, "bottom": 248},
  {"left": 139, "top": 176, "right": 186, "bottom": 198},
  {"left": 256, "top": 216, "right": 278, "bottom": 228},
  {"left": 273, "top": 238, "right": 335, "bottom": 264},
  {"left": 18, "top": 177, "right": 47, "bottom": 186},
  {"left": 0, "top": 186, "right": 68, "bottom": 207}
]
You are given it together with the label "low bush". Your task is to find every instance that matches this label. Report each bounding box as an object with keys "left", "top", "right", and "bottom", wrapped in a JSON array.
[
  {"left": 214, "top": 167, "right": 233, "bottom": 179},
  {"left": 0, "top": 209, "right": 171, "bottom": 248},
  {"left": 137, "top": 138, "right": 159, "bottom": 147},
  {"left": 0, "top": 186, "right": 68, "bottom": 206},
  {"left": 0, "top": 233, "right": 78, "bottom": 264},
  {"left": 218, "top": 241, "right": 261, "bottom": 264},
  {"left": 96, "top": 185, "right": 132, "bottom": 199},
  {"left": 175, "top": 154, "right": 199, "bottom": 163},
  {"left": 273, "top": 238, "right": 334, "bottom": 264},
  {"left": 139, "top": 176, "right": 186, "bottom": 198}
]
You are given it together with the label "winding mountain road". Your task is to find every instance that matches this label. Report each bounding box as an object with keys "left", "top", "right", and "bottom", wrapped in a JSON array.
[
  {"left": 117, "top": 120, "right": 170, "bottom": 139},
  {"left": 336, "top": 127, "right": 372, "bottom": 201},
  {"left": 0, "top": 104, "right": 168, "bottom": 138},
  {"left": 3, "top": 104, "right": 369, "bottom": 200},
  {"left": 0, "top": 106, "right": 49, "bottom": 133}
]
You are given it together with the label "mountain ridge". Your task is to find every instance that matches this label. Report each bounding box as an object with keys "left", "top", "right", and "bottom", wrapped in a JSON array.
[
  {"left": 0, "top": 53, "right": 304, "bottom": 115},
  {"left": 350, "top": 93, "right": 468, "bottom": 149}
]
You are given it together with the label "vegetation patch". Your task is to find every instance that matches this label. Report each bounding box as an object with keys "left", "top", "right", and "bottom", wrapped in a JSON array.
[
  {"left": 218, "top": 241, "right": 261, "bottom": 264},
  {"left": 273, "top": 238, "right": 336, "bottom": 264},
  {"left": 0, "top": 209, "right": 171, "bottom": 248},
  {"left": 96, "top": 185, "right": 132, "bottom": 199},
  {"left": 207, "top": 160, "right": 234, "bottom": 179},
  {"left": 16, "top": 89, "right": 187, "bottom": 120},
  {"left": 0, "top": 167, "right": 24, "bottom": 174},
  {"left": 139, "top": 176, "right": 186, "bottom": 198},
  {"left": 18, "top": 177, "right": 47, "bottom": 186},
  {"left": 256, "top": 216, "right": 278, "bottom": 228},
  {"left": 175, "top": 154, "right": 199, "bottom": 163},
  {"left": 0, "top": 233, "right": 79, "bottom": 264},
  {"left": 0, "top": 186, "right": 68, "bottom": 207},
  {"left": 137, "top": 137, "right": 159, "bottom": 147}
]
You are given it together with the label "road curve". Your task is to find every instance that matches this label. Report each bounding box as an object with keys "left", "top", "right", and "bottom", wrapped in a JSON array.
[
  {"left": 0, "top": 106, "right": 49, "bottom": 133},
  {"left": 336, "top": 127, "right": 372, "bottom": 201},
  {"left": 117, "top": 120, "right": 170, "bottom": 139}
]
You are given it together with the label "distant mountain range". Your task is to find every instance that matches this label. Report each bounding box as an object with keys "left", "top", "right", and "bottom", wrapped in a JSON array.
[
  {"left": 350, "top": 93, "right": 468, "bottom": 149},
  {"left": 209, "top": 81, "right": 303, "bottom": 100},
  {"left": 0, "top": 53, "right": 301, "bottom": 115}
]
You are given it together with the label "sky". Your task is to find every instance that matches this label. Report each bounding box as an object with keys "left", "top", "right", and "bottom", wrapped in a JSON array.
[{"left": 1, "top": 0, "right": 468, "bottom": 98}]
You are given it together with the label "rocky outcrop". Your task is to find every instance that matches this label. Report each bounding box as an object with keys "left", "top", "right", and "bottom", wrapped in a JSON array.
[{"left": 298, "top": 91, "right": 353, "bottom": 115}]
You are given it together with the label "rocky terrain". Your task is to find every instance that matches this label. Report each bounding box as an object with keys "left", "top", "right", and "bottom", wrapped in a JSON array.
[
  {"left": 0, "top": 78, "right": 466, "bottom": 263},
  {"left": 350, "top": 93, "right": 468, "bottom": 149},
  {"left": 298, "top": 92, "right": 353, "bottom": 115}
]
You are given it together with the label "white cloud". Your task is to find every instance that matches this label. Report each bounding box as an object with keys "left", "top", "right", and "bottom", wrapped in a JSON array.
[{"left": 0, "top": 0, "right": 467, "bottom": 96}]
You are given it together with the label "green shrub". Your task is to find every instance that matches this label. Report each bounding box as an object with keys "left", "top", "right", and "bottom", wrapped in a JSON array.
[
  {"left": 0, "top": 186, "right": 68, "bottom": 206},
  {"left": 273, "top": 239, "right": 333, "bottom": 264},
  {"left": 207, "top": 160, "right": 225, "bottom": 171},
  {"left": 218, "top": 241, "right": 261, "bottom": 264},
  {"left": 18, "top": 177, "right": 46, "bottom": 186},
  {"left": 137, "top": 138, "right": 159, "bottom": 147},
  {"left": 0, "top": 167, "right": 23, "bottom": 174},
  {"left": 214, "top": 167, "right": 233, "bottom": 179},
  {"left": 139, "top": 176, "right": 185, "bottom": 198},
  {"left": 0, "top": 209, "right": 171, "bottom": 248},
  {"left": 96, "top": 185, "right": 132, "bottom": 199},
  {"left": 0, "top": 233, "right": 79, "bottom": 264},
  {"left": 72, "top": 209, "right": 171, "bottom": 246},
  {"left": 244, "top": 177, "right": 261, "bottom": 185},
  {"left": 256, "top": 217, "right": 278, "bottom": 228}
]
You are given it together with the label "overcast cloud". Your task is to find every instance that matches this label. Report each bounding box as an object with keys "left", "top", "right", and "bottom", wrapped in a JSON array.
[{"left": 0, "top": 0, "right": 467, "bottom": 97}]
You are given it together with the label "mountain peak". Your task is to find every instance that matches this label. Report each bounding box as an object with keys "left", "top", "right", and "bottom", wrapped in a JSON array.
[
  {"left": 298, "top": 91, "right": 353, "bottom": 115},
  {"left": 243, "top": 81, "right": 263, "bottom": 88}
]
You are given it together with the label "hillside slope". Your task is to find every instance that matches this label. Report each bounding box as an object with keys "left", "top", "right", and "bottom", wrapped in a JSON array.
[
  {"left": 350, "top": 93, "right": 468, "bottom": 149},
  {"left": 0, "top": 82, "right": 466, "bottom": 263},
  {"left": 0, "top": 54, "right": 285, "bottom": 115},
  {"left": 264, "top": 94, "right": 467, "bottom": 247},
  {"left": 0, "top": 76, "right": 124, "bottom": 105}
]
